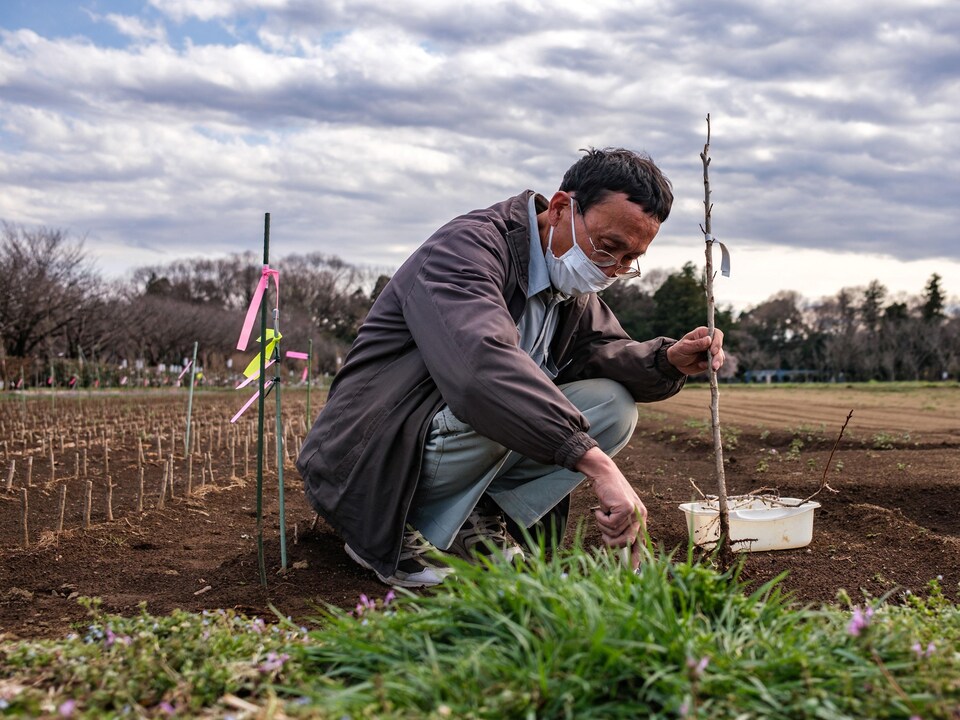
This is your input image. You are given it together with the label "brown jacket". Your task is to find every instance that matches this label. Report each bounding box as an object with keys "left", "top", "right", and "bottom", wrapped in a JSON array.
[{"left": 296, "top": 191, "right": 685, "bottom": 578}]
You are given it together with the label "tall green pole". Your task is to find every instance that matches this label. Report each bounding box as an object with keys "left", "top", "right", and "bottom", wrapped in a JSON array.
[
  {"left": 255, "top": 214, "right": 270, "bottom": 587},
  {"left": 306, "top": 338, "right": 313, "bottom": 426},
  {"left": 273, "top": 308, "right": 287, "bottom": 570},
  {"left": 184, "top": 341, "right": 199, "bottom": 458}
]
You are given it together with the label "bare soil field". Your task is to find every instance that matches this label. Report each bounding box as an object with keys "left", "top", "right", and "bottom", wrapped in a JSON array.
[{"left": 1, "top": 383, "right": 958, "bottom": 640}]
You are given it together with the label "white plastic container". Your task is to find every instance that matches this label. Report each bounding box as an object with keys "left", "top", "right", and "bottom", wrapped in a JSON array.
[{"left": 678, "top": 496, "right": 821, "bottom": 552}]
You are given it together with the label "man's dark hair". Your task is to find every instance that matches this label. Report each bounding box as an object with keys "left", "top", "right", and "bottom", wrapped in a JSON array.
[{"left": 559, "top": 147, "right": 673, "bottom": 222}]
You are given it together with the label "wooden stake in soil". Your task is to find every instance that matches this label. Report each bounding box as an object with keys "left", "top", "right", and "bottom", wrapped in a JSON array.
[
  {"left": 187, "top": 455, "right": 193, "bottom": 495},
  {"left": 49, "top": 446, "right": 56, "bottom": 485},
  {"left": 700, "top": 113, "right": 732, "bottom": 560},
  {"left": 20, "top": 487, "right": 29, "bottom": 548},
  {"left": 137, "top": 466, "right": 144, "bottom": 513},
  {"left": 158, "top": 462, "right": 168, "bottom": 509},
  {"left": 26, "top": 455, "right": 33, "bottom": 487},
  {"left": 106, "top": 475, "right": 114, "bottom": 521},
  {"left": 84, "top": 480, "right": 93, "bottom": 528},
  {"left": 57, "top": 484, "right": 67, "bottom": 533},
  {"left": 5, "top": 460, "right": 14, "bottom": 491}
]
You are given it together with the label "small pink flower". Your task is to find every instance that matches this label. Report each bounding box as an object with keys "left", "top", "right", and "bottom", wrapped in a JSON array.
[
  {"left": 58, "top": 700, "right": 76, "bottom": 717},
  {"left": 686, "top": 656, "right": 709, "bottom": 677},
  {"left": 847, "top": 606, "right": 873, "bottom": 637},
  {"left": 258, "top": 651, "right": 290, "bottom": 673}
]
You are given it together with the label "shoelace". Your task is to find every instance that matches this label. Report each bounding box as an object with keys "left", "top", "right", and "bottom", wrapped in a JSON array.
[
  {"left": 399, "top": 529, "right": 435, "bottom": 560},
  {"left": 463, "top": 511, "right": 507, "bottom": 544}
]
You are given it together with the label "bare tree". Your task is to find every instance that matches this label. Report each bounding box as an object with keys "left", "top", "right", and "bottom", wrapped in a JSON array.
[{"left": 0, "top": 223, "right": 101, "bottom": 359}]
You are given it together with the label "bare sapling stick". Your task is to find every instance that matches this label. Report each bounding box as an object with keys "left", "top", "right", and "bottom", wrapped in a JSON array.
[
  {"left": 137, "top": 466, "right": 145, "bottom": 513},
  {"left": 49, "top": 447, "right": 56, "bottom": 485},
  {"left": 74, "top": 451, "right": 79, "bottom": 478},
  {"left": 57, "top": 484, "right": 67, "bottom": 533},
  {"left": 244, "top": 436, "right": 250, "bottom": 478},
  {"left": 21, "top": 488, "right": 29, "bottom": 547},
  {"left": 187, "top": 455, "right": 194, "bottom": 495},
  {"left": 206, "top": 451, "right": 214, "bottom": 485},
  {"left": 104, "top": 439, "right": 109, "bottom": 477},
  {"left": 158, "top": 461, "right": 168, "bottom": 509},
  {"left": 106, "top": 475, "right": 114, "bottom": 521},
  {"left": 201, "top": 463, "right": 207, "bottom": 488},
  {"left": 137, "top": 437, "right": 144, "bottom": 468},
  {"left": 230, "top": 441, "right": 236, "bottom": 480},
  {"left": 81, "top": 448, "right": 87, "bottom": 477},
  {"left": 84, "top": 480, "right": 93, "bottom": 528},
  {"left": 156, "top": 431, "right": 162, "bottom": 463},
  {"left": 26, "top": 456, "right": 33, "bottom": 487},
  {"left": 700, "top": 113, "right": 732, "bottom": 559},
  {"left": 5, "top": 460, "right": 14, "bottom": 491}
]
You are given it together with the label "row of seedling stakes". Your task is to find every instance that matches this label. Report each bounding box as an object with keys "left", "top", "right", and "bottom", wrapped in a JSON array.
[{"left": 0, "top": 396, "right": 310, "bottom": 550}]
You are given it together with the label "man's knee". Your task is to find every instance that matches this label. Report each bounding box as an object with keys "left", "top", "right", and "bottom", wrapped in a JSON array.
[{"left": 562, "top": 378, "right": 638, "bottom": 448}]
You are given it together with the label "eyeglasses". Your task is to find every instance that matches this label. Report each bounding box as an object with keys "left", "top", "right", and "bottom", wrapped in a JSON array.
[{"left": 571, "top": 198, "right": 642, "bottom": 279}]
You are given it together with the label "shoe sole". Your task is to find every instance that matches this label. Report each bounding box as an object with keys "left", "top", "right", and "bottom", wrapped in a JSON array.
[{"left": 344, "top": 543, "right": 451, "bottom": 588}]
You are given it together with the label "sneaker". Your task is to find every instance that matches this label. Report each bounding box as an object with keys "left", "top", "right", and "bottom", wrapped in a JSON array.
[
  {"left": 344, "top": 527, "right": 453, "bottom": 588},
  {"left": 449, "top": 498, "right": 525, "bottom": 563}
]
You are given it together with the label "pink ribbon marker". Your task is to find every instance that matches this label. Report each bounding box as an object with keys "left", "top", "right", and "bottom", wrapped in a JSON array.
[
  {"left": 236, "top": 266, "right": 280, "bottom": 351},
  {"left": 231, "top": 380, "right": 274, "bottom": 423},
  {"left": 286, "top": 351, "right": 308, "bottom": 360},
  {"left": 301, "top": 366, "right": 309, "bottom": 382},
  {"left": 236, "top": 359, "right": 276, "bottom": 389},
  {"left": 177, "top": 360, "right": 193, "bottom": 381}
]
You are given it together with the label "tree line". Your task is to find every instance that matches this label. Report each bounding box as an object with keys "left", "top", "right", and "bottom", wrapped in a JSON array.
[{"left": 0, "top": 223, "right": 957, "bottom": 388}]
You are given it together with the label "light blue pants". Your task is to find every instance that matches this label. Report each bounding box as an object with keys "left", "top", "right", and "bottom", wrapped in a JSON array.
[{"left": 408, "top": 378, "right": 639, "bottom": 550}]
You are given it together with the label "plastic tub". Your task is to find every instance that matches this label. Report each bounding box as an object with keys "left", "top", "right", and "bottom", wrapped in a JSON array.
[{"left": 678, "top": 496, "right": 821, "bottom": 552}]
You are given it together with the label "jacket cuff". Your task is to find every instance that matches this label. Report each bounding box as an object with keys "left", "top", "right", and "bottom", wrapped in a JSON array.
[
  {"left": 655, "top": 341, "right": 687, "bottom": 381},
  {"left": 555, "top": 432, "right": 598, "bottom": 470}
]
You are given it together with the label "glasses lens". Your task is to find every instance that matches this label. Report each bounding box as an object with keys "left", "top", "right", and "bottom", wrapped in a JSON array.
[{"left": 589, "top": 249, "right": 618, "bottom": 268}]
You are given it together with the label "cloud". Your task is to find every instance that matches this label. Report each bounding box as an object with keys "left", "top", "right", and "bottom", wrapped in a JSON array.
[{"left": 0, "top": 0, "right": 958, "bottom": 307}]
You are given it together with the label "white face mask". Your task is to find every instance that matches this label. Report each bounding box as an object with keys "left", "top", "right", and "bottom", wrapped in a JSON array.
[{"left": 544, "top": 199, "right": 618, "bottom": 296}]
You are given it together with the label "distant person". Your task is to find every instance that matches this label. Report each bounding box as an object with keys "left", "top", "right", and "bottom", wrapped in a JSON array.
[{"left": 297, "top": 148, "right": 725, "bottom": 587}]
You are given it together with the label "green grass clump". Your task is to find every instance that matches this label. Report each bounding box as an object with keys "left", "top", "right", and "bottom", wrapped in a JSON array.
[{"left": 2, "top": 543, "right": 958, "bottom": 718}]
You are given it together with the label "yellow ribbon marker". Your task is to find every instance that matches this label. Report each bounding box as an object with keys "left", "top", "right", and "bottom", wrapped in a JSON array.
[{"left": 242, "top": 328, "right": 283, "bottom": 379}]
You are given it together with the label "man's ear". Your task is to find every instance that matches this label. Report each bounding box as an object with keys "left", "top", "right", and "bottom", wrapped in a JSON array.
[{"left": 547, "top": 191, "right": 571, "bottom": 226}]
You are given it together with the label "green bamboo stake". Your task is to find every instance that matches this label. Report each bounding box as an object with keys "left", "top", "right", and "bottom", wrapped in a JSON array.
[
  {"left": 255, "top": 213, "right": 270, "bottom": 587},
  {"left": 184, "top": 341, "right": 198, "bottom": 459},
  {"left": 273, "top": 307, "right": 288, "bottom": 570},
  {"left": 306, "top": 338, "right": 313, "bottom": 425}
]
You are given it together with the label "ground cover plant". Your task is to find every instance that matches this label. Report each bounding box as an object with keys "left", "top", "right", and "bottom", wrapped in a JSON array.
[{"left": 1, "top": 542, "right": 958, "bottom": 718}]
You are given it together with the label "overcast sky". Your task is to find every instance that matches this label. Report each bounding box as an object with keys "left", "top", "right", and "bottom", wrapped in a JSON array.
[{"left": 1, "top": 0, "right": 958, "bottom": 311}]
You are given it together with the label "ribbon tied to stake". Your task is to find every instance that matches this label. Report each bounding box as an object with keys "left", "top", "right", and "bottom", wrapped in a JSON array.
[{"left": 231, "top": 265, "right": 282, "bottom": 424}]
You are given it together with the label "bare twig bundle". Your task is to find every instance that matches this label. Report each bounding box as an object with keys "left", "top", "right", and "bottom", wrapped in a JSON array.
[{"left": 801, "top": 409, "right": 853, "bottom": 504}]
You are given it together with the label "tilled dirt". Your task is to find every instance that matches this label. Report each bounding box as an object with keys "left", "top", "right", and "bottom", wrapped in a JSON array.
[{"left": 1, "top": 386, "right": 957, "bottom": 640}]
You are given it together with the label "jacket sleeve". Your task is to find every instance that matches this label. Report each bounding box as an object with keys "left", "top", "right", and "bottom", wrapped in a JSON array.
[
  {"left": 554, "top": 294, "right": 687, "bottom": 402},
  {"left": 399, "top": 221, "right": 598, "bottom": 470}
]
